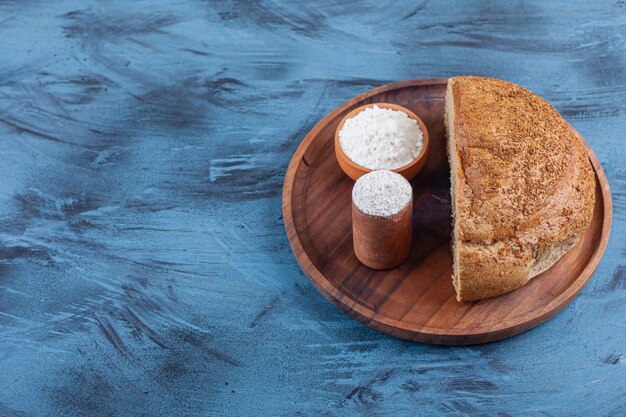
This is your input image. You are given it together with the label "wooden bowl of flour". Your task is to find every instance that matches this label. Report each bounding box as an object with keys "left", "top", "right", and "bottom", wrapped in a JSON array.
[{"left": 334, "top": 103, "right": 430, "bottom": 181}]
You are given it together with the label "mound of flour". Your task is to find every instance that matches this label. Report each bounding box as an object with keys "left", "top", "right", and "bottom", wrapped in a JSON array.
[
  {"left": 352, "top": 170, "right": 412, "bottom": 217},
  {"left": 339, "top": 105, "right": 423, "bottom": 170}
]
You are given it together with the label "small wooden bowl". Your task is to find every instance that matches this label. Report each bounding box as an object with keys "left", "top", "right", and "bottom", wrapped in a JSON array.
[{"left": 334, "top": 103, "right": 430, "bottom": 181}]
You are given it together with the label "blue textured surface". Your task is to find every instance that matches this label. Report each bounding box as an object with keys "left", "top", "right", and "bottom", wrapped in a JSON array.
[{"left": 0, "top": 1, "right": 624, "bottom": 416}]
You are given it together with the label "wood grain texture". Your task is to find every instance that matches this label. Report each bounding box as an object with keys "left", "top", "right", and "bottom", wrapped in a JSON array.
[
  {"left": 283, "top": 79, "right": 611, "bottom": 345},
  {"left": 0, "top": 1, "right": 625, "bottom": 416},
  {"left": 352, "top": 194, "right": 413, "bottom": 270}
]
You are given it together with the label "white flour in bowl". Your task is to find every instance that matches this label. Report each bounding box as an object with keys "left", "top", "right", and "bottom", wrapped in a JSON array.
[
  {"left": 352, "top": 170, "right": 412, "bottom": 217},
  {"left": 339, "top": 105, "right": 423, "bottom": 170}
]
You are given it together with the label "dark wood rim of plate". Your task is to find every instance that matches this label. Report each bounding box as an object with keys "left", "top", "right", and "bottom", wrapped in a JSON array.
[{"left": 282, "top": 78, "right": 612, "bottom": 345}]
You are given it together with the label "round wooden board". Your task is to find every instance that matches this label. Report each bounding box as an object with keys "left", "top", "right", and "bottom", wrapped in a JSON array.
[{"left": 282, "top": 78, "right": 612, "bottom": 345}]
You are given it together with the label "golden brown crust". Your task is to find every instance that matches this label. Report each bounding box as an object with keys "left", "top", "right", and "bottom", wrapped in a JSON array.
[{"left": 447, "top": 76, "right": 596, "bottom": 301}]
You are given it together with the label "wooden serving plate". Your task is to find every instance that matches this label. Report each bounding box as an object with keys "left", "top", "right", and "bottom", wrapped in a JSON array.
[{"left": 282, "top": 78, "right": 612, "bottom": 345}]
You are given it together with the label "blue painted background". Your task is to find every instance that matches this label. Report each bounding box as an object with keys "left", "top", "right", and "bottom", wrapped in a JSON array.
[{"left": 0, "top": 1, "right": 624, "bottom": 416}]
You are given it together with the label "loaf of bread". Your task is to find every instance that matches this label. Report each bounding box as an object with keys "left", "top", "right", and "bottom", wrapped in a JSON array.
[{"left": 445, "top": 76, "right": 596, "bottom": 301}]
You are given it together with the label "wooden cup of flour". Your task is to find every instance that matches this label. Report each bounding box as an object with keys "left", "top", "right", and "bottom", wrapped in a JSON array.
[{"left": 352, "top": 171, "right": 413, "bottom": 270}]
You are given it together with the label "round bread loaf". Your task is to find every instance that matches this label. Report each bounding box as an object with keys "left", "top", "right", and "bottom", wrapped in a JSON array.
[{"left": 445, "top": 76, "right": 596, "bottom": 301}]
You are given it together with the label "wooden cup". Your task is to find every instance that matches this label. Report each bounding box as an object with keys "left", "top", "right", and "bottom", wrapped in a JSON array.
[{"left": 352, "top": 198, "right": 413, "bottom": 270}]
